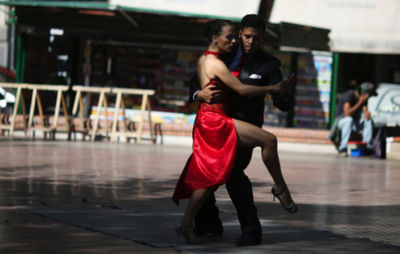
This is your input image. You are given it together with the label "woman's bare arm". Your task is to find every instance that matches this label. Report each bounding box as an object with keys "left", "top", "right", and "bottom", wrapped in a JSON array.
[{"left": 208, "top": 58, "right": 291, "bottom": 97}]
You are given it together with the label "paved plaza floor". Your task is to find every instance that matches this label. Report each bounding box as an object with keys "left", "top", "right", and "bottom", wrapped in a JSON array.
[{"left": 1, "top": 139, "right": 400, "bottom": 253}]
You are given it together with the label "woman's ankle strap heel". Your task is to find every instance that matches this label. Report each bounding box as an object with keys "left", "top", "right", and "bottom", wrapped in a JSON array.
[
  {"left": 271, "top": 186, "right": 298, "bottom": 214},
  {"left": 175, "top": 222, "right": 203, "bottom": 244}
]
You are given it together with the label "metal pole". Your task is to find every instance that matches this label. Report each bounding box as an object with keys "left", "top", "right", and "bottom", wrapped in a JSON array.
[
  {"left": 8, "top": 7, "right": 16, "bottom": 72},
  {"left": 329, "top": 53, "right": 339, "bottom": 128}
]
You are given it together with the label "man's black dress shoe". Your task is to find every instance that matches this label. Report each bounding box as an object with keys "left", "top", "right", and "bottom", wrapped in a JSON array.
[{"left": 236, "top": 232, "right": 261, "bottom": 246}]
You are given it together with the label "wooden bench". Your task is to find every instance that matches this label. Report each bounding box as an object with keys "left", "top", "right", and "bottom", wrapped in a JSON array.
[
  {"left": 71, "top": 86, "right": 112, "bottom": 141},
  {"left": 0, "top": 83, "right": 29, "bottom": 137},
  {"left": 109, "top": 87, "right": 155, "bottom": 144},
  {"left": 26, "top": 84, "right": 70, "bottom": 140}
]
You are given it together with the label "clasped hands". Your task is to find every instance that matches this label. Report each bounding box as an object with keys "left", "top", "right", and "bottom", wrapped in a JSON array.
[{"left": 275, "top": 73, "right": 295, "bottom": 100}]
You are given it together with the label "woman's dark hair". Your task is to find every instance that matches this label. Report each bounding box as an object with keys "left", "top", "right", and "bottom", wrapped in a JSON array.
[
  {"left": 241, "top": 14, "right": 265, "bottom": 32},
  {"left": 204, "top": 19, "right": 233, "bottom": 42}
]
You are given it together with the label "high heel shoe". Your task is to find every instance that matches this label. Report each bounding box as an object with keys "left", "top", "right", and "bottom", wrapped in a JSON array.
[
  {"left": 175, "top": 222, "right": 203, "bottom": 244},
  {"left": 271, "top": 186, "right": 298, "bottom": 213}
]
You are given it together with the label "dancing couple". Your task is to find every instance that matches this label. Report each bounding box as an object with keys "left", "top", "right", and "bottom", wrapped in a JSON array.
[{"left": 172, "top": 15, "right": 298, "bottom": 245}]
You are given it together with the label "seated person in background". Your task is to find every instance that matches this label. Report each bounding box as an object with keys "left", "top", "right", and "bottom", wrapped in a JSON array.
[{"left": 332, "top": 82, "right": 377, "bottom": 156}]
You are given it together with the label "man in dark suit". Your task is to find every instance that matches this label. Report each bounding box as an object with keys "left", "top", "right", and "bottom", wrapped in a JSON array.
[{"left": 190, "top": 14, "right": 292, "bottom": 246}]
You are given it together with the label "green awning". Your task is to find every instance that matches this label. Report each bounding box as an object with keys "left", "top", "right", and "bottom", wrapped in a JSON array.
[
  {"left": 0, "top": 1, "right": 113, "bottom": 10},
  {"left": 0, "top": 1, "right": 246, "bottom": 21},
  {"left": 113, "top": 5, "right": 242, "bottom": 21}
]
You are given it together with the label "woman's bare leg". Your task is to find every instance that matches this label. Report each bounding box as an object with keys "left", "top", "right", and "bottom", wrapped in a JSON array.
[
  {"left": 232, "top": 119, "right": 289, "bottom": 193},
  {"left": 176, "top": 187, "right": 215, "bottom": 243},
  {"left": 182, "top": 187, "right": 215, "bottom": 227},
  {"left": 232, "top": 119, "right": 297, "bottom": 213}
]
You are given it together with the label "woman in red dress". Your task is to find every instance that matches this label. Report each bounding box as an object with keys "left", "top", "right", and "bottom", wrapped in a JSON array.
[{"left": 173, "top": 19, "right": 297, "bottom": 243}]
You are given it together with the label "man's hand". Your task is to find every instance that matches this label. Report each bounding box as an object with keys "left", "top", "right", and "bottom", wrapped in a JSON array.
[
  {"left": 196, "top": 85, "right": 222, "bottom": 103},
  {"left": 277, "top": 73, "right": 295, "bottom": 99},
  {"left": 364, "top": 111, "right": 371, "bottom": 120},
  {"left": 359, "top": 93, "right": 369, "bottom": 104},
  {"left": 362, "top": 104, "right": 371, "bottom": 120}
]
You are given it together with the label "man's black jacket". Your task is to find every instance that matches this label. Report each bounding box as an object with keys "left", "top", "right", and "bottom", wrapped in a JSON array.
[{"left": 189, "top": 45, "right": 290, "bottom": 127}]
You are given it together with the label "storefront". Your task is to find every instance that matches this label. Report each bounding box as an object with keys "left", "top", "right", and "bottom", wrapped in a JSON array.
[
  {"left": 261, "top": 22, "right": 331, "bottom": 129},
  {"left": 3, "top": 1, "right": 217, "bottom": 116},
  {"left": 2, "top": 0, "right": 332, "bottom": 127},
  {"left": 269, "top": 0, "right": 400, "bottom": 129},
  {"left": 264, "top": 50, "right": 333, "bottom": 129}
]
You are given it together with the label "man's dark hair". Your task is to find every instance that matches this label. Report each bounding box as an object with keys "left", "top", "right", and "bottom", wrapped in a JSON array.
[
  {"left": 204, "top": 19, "right": 233, "bottom": 42},
  {"left": 241, "top": 14, "right": 265, "bottom": 32}
]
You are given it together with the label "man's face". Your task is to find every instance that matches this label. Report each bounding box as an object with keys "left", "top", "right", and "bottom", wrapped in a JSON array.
[{"left": 239, "top": 27, "right": 262, "bottom": 54}]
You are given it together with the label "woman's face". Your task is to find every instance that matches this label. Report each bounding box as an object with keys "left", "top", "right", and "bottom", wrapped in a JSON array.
[{"left": 214, "top": 25, "right": 236, "bottom": 53}]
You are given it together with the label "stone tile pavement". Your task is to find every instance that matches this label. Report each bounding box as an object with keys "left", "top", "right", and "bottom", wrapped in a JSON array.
[{"left": 1, "top": 139, "right": 400, "bottom": 253}]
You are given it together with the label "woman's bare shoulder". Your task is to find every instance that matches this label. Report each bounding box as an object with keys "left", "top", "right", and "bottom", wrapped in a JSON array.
[
  {"left": 204, "top": 56, "right": 226, "bottom": 72},
  {"left": 198, "top": 55, "right": 227, "bottom": 82}
]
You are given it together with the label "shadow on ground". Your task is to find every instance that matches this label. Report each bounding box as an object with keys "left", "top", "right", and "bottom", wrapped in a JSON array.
[{"left": 2, "top": 176, "right": 399, "bottom": 254}]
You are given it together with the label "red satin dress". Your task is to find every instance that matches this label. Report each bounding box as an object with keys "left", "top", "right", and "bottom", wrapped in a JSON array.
[{"left": 172, "top": 51, "right": 238, "bottom": 205}]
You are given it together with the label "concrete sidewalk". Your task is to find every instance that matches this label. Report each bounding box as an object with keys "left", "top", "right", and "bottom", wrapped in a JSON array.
[
  {"left": 1, "top": 140, "right": 400, "bottom": 253},
  {"left": 13, "top": 200, "right": 400, "bottom": 254},
  {"left": 162, "top": 134, "right": 338, "bottom": 154},
  {"left": 8, "top": 129, "right": 339, "bottom": 154}
]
